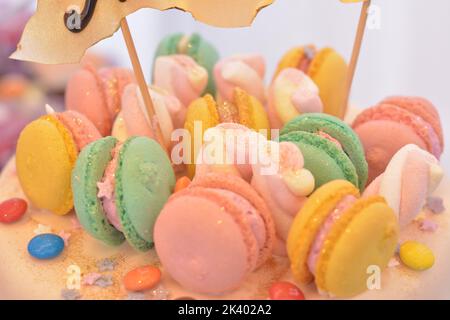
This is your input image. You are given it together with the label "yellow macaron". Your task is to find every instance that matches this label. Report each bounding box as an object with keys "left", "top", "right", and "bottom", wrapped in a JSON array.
[
  {"left": 184, "top": 87, "right": 270, "bottom": 178},
  {"left": 16, "top": 111, "right": 102, "bottom": 215},
  {"left": 16, "top": 116, "right": 77, "bottom": 215},
  {"left": 274, "top": 45, "right": 348, "bottom": 119},
  {"left": 287, "top": 180, "right": 398, "bottom": 298}
]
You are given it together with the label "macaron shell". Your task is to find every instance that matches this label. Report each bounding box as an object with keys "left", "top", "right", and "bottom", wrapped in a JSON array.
[
  {"left": 287, "top": 180, "right": 359, "bottom": 284},
  {"left": 72, "top": 137, "right": 125, "bottom": 246},
  {"left": 65, "top": 68, "right": 111, "bottom": 136},
  {"left": 234, "top": 88, "right": 271, "bottom": 139},
  {"left": 316, "top": 197, "right": 398, "bottom": 297},
  {"left": 273, "top": 47, "right": 305, "bottom": 79},
  {"left": 308, "top": 48, "right": 348, "bottom": 119},
  {"left": 282, "top": 113, "right": 368, "bottom": 190},
  {"left": 184, "top": 95, "right": 220, "bottom": 178},
  {"left": 16, "top": 116, "right": 77, "bottom": 215},
  {"left": 115, "top": 137, "right": 175, "bottom": 251},
  {"left": 382, "top": 96, "right": 443, "bottom": 149},
  {"left": 56, "top": 111, "right": 102, "bottom": 151},
  {"left": 354, "top": 119, "right": 427, "bottom": 184},
  {"left": 99, "top": 68, "right": 135, "bottom": 120},
  {"left": 154, "top": 189, "right": 254, "bottom": 294},
  {"left": 191, "top": 173, "right": 276, "bottom": 266},
  {"left": 154, "top": 33, "right": 183, "bottom": 57},
  {"left": 187, "top": 33, "right": 220, "bottom": 95},
  {"left": 280, "top": 131, "right": 359, "bottom": 189}
]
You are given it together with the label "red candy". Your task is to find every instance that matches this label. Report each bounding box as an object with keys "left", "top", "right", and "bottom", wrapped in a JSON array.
[
  {"left": 0, "top": 198, "right": 28, "bottom": 224},
  {"left": 269, "top": 281, "right": 305, "bottom": 300}
]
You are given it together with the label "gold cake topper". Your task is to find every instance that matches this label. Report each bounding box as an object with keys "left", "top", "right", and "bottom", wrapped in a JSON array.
[{"left": 11, "top": 0, "right": 273, "bottom": 64}]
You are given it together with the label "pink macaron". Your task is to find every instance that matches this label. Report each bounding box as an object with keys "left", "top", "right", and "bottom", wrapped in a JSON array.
[
  {"left": 352, "top": 96, "right": 444, "bottom": 184},
  {"left": 363, "top": 144, "right": 443, "bottom": 228},
  {"left": 54, "top": 109, "right": 102, "bottom": 151},
  {"left": 65, "top": 65, "right": 135, "bottom": 136},
  {"left": 214, "top": 54, "right": 267, "bottom": 104},
  {"left": 154, "top": 172, "right": 275, "bottom": 294}
]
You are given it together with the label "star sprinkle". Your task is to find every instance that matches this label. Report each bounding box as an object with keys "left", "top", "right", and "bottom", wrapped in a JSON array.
[
  {"left": 33, "top": 223, "right": 52, "bottom": 235},
  {"left": 388, "top": 257, "right": 400, "bottom": 268},
  {"left": 82, "top": 273, "right": 102, "bottom": 286},
  {"left": 70, "top": 217, "right": 82, "bottom": 230},
  {"left": 61, "top": 289, "right": 81, "bottom": 300},
  {"left": 97, "top": 181, "right": 113, "bottom": 199},
  {"left": 58, "top": 230, "right": 71, "bottom": 246},
  {"left": 425, "top": 197, "right": 445, "bottom": 214},
  {"left": 127, "top": 292, "right": 147, "bottom": 300},
  {"left": 97, "top": 258, "right": 116, "bottom": 272},
  {"left": 149, "top": 285, "right": 170, "bottom": 300},
  {"left": 94, "top": 275, "right": 114, "bottom": 288},
  {"left": 419, "top": 219, "right": 439, "bottom": 233}
]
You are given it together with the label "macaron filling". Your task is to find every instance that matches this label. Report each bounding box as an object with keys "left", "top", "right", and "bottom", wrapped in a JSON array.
[
  {"left": 209, "top": 188, "right": 266, "bottom": 258},
  {"left": 97, "top": 142, "right": 123, "bottom": 232},
  {"left": 316, "top": 130, "right": 343, "bottom": 151},
  {"left": 216, "top": 101, "right": 240, "bottom": 123},
  {"left": 307, "top": 195, "right": 357, "bottom": 275}
]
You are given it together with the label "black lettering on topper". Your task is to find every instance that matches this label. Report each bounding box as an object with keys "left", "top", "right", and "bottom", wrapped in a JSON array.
[{"left": 64, "top": 0, "right": 127, "bottom": 33}]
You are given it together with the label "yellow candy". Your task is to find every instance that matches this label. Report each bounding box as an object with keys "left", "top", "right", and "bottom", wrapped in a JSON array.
[{"left": 399, "top": 241, "right": 435, "bottom": 271}]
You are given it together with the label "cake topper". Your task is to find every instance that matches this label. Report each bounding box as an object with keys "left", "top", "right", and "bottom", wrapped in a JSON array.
[
  {"left": 10, "top": 0, "right": 273, "bottom": 150},
  {"left": 341, "top": 0, "right": 372, "bottom": 115}
]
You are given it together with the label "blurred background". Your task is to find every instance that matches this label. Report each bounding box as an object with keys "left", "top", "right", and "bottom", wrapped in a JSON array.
[{"left": 1, "top": 0, "right": 449, "bottom": 169}]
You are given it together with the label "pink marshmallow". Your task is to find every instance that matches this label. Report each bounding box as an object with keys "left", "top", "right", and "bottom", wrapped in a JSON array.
[{"left": 214, "top": 54, "right": 266, "bottom": 104}]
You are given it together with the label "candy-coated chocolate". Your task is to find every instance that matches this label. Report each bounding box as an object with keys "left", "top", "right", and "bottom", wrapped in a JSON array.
[
  {"left": 399, "top": 241, "right": 435, "bottom": 271},
  {"left": 123, "top": 266, "right": 161, "bottom": 292},
  {"left": 174, "top": 176, "right": 191, "bottom": 193},
  {"left": 269, "top": 281, "right": 305, "bottom": 300},
  {"left": 28, "top": 234, "right": 65, "bottom": 260},
  {"left": 0, "top": 198, "right": 27, "bottom": 224}
]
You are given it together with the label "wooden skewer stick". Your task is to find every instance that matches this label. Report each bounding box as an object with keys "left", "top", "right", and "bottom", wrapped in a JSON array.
[
  {"left": 120, "top": 18, "right": 168, "bottom": 152},
  {"left": 343, "top": 0, "right": 371, "bottom": 115}
]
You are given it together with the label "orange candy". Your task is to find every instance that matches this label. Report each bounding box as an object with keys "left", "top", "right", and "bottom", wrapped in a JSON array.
[
  {"left": 123, "top": 265, "right": 161, "bottom": 292},
  {"left": 174, "top": 176, "right": 191, "bottom": 193}
]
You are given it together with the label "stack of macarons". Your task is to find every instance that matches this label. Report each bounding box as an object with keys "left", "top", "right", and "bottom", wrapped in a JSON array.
[
  {"left": 65, "top": 65, "right": 135, "bottom": 136},
  {"left": 11, "top": 32, "right": 448, "bottom": 300},
  {"left": 154, "top": 172, "right": 275, "bottom": 294},
  {"left": 72, "top": 136, "right": 175, "bottom": 251},
  {"left": 352, "top": 96, "right": 444, "bottom": 184},
  {"left": 274, "top": 45, "right": 348, "bottom": 118},
  {"left": 153, "top": 33, "right": 220, "bottom": 96},
  {"left": 16, "top": 107, "right": 102, "bottom": 215},
  {"left": 280, "top": 113, "right": 368, "bottom": 191}
]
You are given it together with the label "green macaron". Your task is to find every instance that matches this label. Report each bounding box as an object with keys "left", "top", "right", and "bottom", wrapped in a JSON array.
[
  {"left": 72, "top": 136, "right": 175, "bottom": 251},
  {"left": 153, "top": 33, "right": 219, "bottom": 95},
  {"left": 280, "top": 113, "right": 368, "bottom": 190}
]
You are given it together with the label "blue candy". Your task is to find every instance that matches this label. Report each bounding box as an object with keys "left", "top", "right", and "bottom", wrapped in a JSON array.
[{"left": 28, "top": 234, "right": 65, "bottom": 260}]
